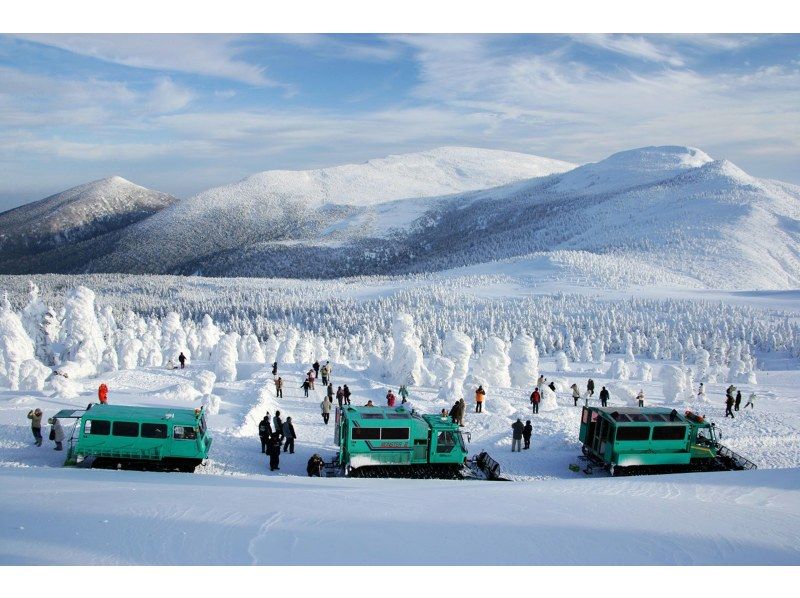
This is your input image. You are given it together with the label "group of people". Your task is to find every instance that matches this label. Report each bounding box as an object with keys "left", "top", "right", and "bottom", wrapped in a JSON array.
[
  {"left": 511, "top": 418, "right": 533, "bottom": 452},
  {"left": 724, "top": 384, "right": 756, "bottom": 417},
  {"left": 26, "top": 409, "right": 64, "bottom": 451},
  {"left": 258, "top": 410, "right": 297, "bottom": 471}
]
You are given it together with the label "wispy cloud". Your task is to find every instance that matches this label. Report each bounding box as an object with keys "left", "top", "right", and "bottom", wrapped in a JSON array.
[
  {"left": 573, "top": 34, "right": 686, "bottom": 66},
  {"left": 13, "top": 34, "right": 285, "bottom": 87}
]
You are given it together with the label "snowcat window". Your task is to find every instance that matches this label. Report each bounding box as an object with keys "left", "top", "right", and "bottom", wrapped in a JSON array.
[
  {"left": 362, "top": 413, "right": 384, "bottom": 419},
  {"left": 84, "top": 420, "right": 110, "bottom": 435},
  {"left": 173, "top": 426, "right": 197, "bottom": 440},
  {"left": 647, "top": 414, "right": 668, "bottom": 422},
  {"left": 628, "top": 413, "right": 648, "bottom": 422},
  {"left": 381, "top": 428, "right": 410, "bottom": 440},
  {"left": 112, "top": 421, "right": 139, "bottom": 437},
  {"left": 652, "top": 426, "right": 687, "bottom": 441},
  {"left": 141, "top": 423, "right": 168, "bottom": 438},
  {"left": 387, "top": 413, "right": 410, "bottom": 419},
  {"left": 352, "top": 428, "right": 381, "bottom": 440},
  {"left": 610, "top": 412, "right": 630, "bottom": 422},
  {"left": 436, "top": 431, "right": 456, "bottom": 453},
  {"left": 616, "top": 427, "right": 650, "bottom": 441}
]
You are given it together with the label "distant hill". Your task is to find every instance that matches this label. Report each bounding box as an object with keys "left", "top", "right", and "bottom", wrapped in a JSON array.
[
  {"left": 2, "top": 146, "right": 799, "bottom": 290},
  {"left": 0, "top": 176, "right": 177, "bottom": 273}
]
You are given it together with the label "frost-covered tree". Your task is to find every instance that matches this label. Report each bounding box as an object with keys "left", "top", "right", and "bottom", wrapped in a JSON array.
[
  {"left": 660, "top": 365, "right": 687, "bottom": 403},
  {"left": 239, "top": 333, "right": 266, "bottom": 363},
  {"left": 118, "top": 337, "right": 143, "bottom": 370},
  {"left": 390, "top": 313, "right": 429, "bottom": 386},
  {"left": 592, "top": 339, "right": 605, "bottom": 365},
  {"left": 213, "top": 332, "right": 239, "bottom": 382},
  {"left": 98, "top": 346, "right": 119, "bottom": 374},
  {"left": 51, "top": 374, "right": 80, "bottom": 400},
  {"left": 18, "top": 358, "right": 51, "bottom": 391},
  {"left": 509, "top": 334, "right": 539, "bottom": 388},
  {"left": 58, "top": 286, "right": 106, "bottom": 377},
  {"left": 443, "top": 330, "right": 472, "bottom": 385},
  {"left": 277, "top": 328, "right": 299, "bottom": 365},
  {"left": 0, "top": 293, "right": 36, "bottom": 389},
  {"left": 194, "top": 370, "right": 217, "bottom": 395},
  {"left": 607, "top": 358, "right": 630, "bottom": 381},
  {"left": 21, "top": 282, "right": 47, "bottom": 349},
  {"left": 554, "top": 350, "right": 570, "bottom": 373},
  {"left": 695, "top": 348, "right": 710, "bottom": 382},
  {"left": 639, "top": 362, "right": 653, "bottom": 382},
  {"left": 197, "top": 314, "right": 222, "bottom": 361},
  {"left": 474, "top": 336, "right": 511, "bottom": 387}
]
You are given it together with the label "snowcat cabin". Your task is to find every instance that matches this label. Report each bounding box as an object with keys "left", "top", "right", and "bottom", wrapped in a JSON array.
[
  {"left": 579, "top": 406, "right": 720, "bottom": 475},
  {"left": 68, "top": 404, "right": 212, "bottom": 472},
  {"left": 335, "top": 406, "right": 468, "bottom": 477}
]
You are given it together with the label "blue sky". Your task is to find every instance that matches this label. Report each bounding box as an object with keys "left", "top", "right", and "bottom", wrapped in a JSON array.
[{"left": 1, "top": 33, "right": 798, "bottom": 209}]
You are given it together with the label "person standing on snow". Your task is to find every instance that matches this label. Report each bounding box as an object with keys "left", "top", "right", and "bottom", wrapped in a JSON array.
[
  {"left": 272, "top": 361, "right": 278, "bottom": 376},
  {"left": 511, "top": 418, "right": 524, "bottom": 452},
  {"left": 306, "top": 370, "right": 316, "bottom": 391},
  {"left": 530, "top": 387, "right": 541, "bottom": 414},
  {"left": 301, "top": 378, "right": 311, "bottom": 398},
  {"left": 637, "top": 390, "right": 645, "bottom": 407},
  {"left": 313, "top": 360, "right": 320, "bottom": 379},
  {"left": 744, "top": 392, "right": 756, "bottom": 409},
  {"left": 321, "top": 396, "right": 332, "bottom": 424},
  {"left": 523, "top": 420, "right": 533, "bottom": 450},
  {"left": 599, "top": 386, "right": 609, "bottom": 407},
  {"left": 326, "top": 382, "right": 334, "bottom": 403},
  {"left": 282, "top": 417, "right": 296, "bottom": 453},
  {"left": 587, "top": 379, "right": 595, "bottom": 397},
  {"left": 698, "top": 383, "right": 706, "bottom": 400},
  {"left": 267, "top": 433, "right": 281, "bottom": 471},
  {"left": 273, "top": 411, "right": 284, "bottom": 442},
  {"left": 735, "top": 390, "right": 742, "bottom": 411},
  {"left": 27, "top": 409, "right": 43, "bottom": 446},
  {"left": 475, "top": 385, "right": 486, "bottom": 413},
  {"left": 49, "top": 417, "right": 65, "bottom": 451},
  {"left": 456, "top": 398, "right": 466, "bottom": 426},
  {"left": 725, "top": 394, "right": 735, "bottom": 418},
  {"left": 537, "top": 375, "right": 546, "bottom": 388},
  {"left": 398, "top": 385, "right": 409, "bottom": 401},
  {"left": 275, "top": 376, "right": 283, "bottom": 398},
  {"left": 320, "top": 363, "right": 329, "bottom": 386},
  {"left": 449, "top": 401, "right": 459, "bottom": 424},
  {"left": 571, "top": 383, "right": 581, "bottom": 407},
  {"left": 386, "top": 389, "right": 396, "bottom": 407},
  {"left": 178, "top": 352, "right": 187, "bottom": 369},
  {"left": 336, "top": 386, "right": 344, "bottom": 409},
  {"left": 98, "top": 383, "right": 109, "bottom": 404},
  {"left": 343, "top": 384, "right": 352, "bottom": 405},
  {"left": 258, "top": 413, "right": 273, "bottom": 453}
]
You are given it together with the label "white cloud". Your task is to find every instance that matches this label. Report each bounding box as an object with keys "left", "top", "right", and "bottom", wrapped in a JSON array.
[
  {"left": 573, "top": 34, "right": 685, "bottom": 66},
  {"left": 13, "top": 34, "right": 284, "bottom": 87}
]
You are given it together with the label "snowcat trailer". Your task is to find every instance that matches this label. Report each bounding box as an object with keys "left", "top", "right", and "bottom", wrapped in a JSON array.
[
  {"left": 55, "top": 404, "right": 212, "bottom": 472},
  {"left": 330, "top": 405, "right": 507, "bottom": 480},
  {"left": 578, "top": 406, "right": 756, "bottom": 476}
]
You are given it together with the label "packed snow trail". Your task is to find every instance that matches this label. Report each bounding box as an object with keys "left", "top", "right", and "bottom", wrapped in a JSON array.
[{"left": 0, "top": 466, "right": 797, "bottom": 565}]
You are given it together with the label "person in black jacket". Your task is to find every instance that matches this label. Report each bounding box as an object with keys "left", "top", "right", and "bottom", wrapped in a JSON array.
[
  {"left": 336, "top": 386, "right": 344, "bottom": 409},
  {"left": 599, "top": 386, "right": 610, "bottom": 407},
  {"left": 725, "top": 394, "right": 735, "bottom": 418},
  {"left": 307, "top": 454, "right": 325, "bottom": 477},
  {"left": 313, "top": 360, "right": 320, "bottom": 379},
  {"left": 587, "top": 378, "right": 595, "bottom": 396},
  {"left": 283, "top": 417, "right": 296, "bottom": 454},
  {"left": 301, "top": 379, "right": 311, "bottom": 397},
  {"left": 258, "top": 413, "right": 272, "bottom": 453},
  {"left": 343, "top": 384, "right": 352, "bottom": 405},
  {"left": 523, "top": 420, "right": 533, "bottom": 450},
  {"left": 511, "top": 418, "right": 524, "bottom": 452},
  {"left": 267, "top": 433, "right": 281, "bottom": 471},
  {"left": 272, "top": 361, "right": 278, "bottom": 376},
  {"left": 734, "top": 390, "right": 742, "bottom": 411},
  {"left": 273, "top": 411, "right": 284, "bottom": 442},
  {"left": 178, "top": 352, "right": 187, "bottom": 369},
  {"left": 449, "top": 401, "right": 459, "bottom": 424}
]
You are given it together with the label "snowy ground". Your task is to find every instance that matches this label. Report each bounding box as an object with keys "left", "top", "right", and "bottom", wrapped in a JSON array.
[{"left": 2, "top": 351, "right": 799, "bottom": 564}]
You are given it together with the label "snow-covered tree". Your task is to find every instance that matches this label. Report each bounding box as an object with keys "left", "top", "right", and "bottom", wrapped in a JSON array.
[
  {"left": 276, "top": 328, "right": 299, "bottom": 365},
  {"left": 118, "top": 338, "right": 143, "bottom": 370},
  {"left": 58, "top": 286, "right": 106, "bottom": 377},
  {"left": 607, "top": 358, "right": 630, "bottom": 380},
  {"left": 639, "top": 362, "right": 653, "bottom": 382},
  {"left": 390, "top": 313, "right": 429, "bottom": 386},
  {"left": 213, "top": 332, "right": 239, "bottom": 382},
  {"left": 509, "top": 334, "right": 539, "bottom": 388},
  {"left": 554, "top": 350, "right": 570, "bottom": 372},
  {"left": 197, "top": 314, "right": 222, "bottom": 361},
  {"left": 660, "top": 365, "right": 687, "bottom": 403},
  {"left": 18, "top": 358, "right": 51, "bottom": 391},
  {"left": 474, "top": 336, "right": 511, "bottom": 387},
  {"left": 239, "top": 333, "right": 265, "bottom": 363},
  {"left": 0, "top": 293, "right": 36, "bottom": 389}
]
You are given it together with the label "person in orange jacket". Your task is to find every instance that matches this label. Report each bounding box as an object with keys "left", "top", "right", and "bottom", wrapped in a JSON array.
[
  {"left": 475, "top": 385, "right": 486, "bottom": 413},
  {"left": 98, "top": 383, "right": 109, "bottom": 404}
]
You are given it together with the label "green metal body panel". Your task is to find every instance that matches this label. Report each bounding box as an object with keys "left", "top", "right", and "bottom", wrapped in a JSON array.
[
  {"left": 579, "top": 406, "right": 717, "bottom": 469},
  {"left": 66, "top": 404, "right": 212, "bottom": 466},
  {"left": 335, "top": 406, "right": 468, "bottom": 470}
]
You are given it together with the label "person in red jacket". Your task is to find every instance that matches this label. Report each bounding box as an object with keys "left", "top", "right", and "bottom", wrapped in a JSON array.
[
  {"left": 98, "top": 383, "right": 109, "bottom": 404},
  {"left": 386, "top": 390, "right": 396, "bottom": 407},
  {"left": 530, "top": 387, "right": 541, "bottom": 414}
]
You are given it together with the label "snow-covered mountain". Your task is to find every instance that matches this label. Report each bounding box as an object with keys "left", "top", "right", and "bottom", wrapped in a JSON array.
[
  {"left": 2, "top": 146, "right": 799, "bottom": 289},
  {"left": 0, "top": 176, "right": 177, "bottom": 272}
]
